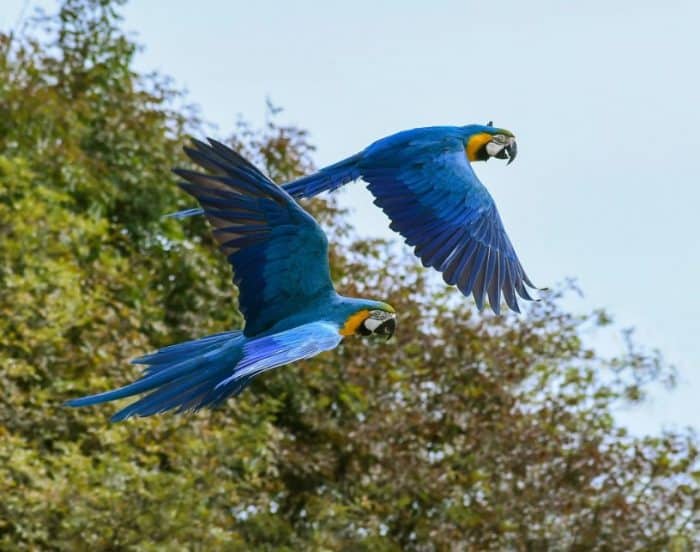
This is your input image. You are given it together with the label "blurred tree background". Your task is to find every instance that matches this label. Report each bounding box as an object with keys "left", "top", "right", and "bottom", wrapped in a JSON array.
[{"left": 1, "top": 1, "right": 699, "bottom": 550}]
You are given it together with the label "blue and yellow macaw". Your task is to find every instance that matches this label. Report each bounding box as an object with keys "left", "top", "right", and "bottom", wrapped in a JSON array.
[
  {"left": 174, "top": 123, "right": 538, "bottom": 314},
  {"left": 67, "top": 140, "right": 396, "bottom": 421},
  {"left": 284, "top": 123, "right": 537, "bottom": 314}
]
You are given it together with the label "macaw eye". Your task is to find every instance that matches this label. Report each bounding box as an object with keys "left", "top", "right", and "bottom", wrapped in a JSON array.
[
  {"left": 368, "top": 310, "right": 392, "bottom": 321},
  {"left": 492, "top": 134, "right": 507, "bottom": 145},
  {"left": 360, "top": 310, "right": 396, "bottom": 340},
  {"left": 362, "top": 310, "right": 394, "bottom": 331}
]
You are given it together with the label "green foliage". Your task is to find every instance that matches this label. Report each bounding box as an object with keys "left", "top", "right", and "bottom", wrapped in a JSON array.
[{"left": 1, "top": 1, "right": 699, "bottom": 550}]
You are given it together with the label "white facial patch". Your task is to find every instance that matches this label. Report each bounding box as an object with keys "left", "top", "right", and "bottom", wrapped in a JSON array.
[
  {"left": 485, "top": 142, "right": 505, "bottom": 157},
  {"left": 485, "top": 135, "right": 515, "bottom": 158},
  {"left": 364, "top": 311, "right": 395, "bottom": 332}
]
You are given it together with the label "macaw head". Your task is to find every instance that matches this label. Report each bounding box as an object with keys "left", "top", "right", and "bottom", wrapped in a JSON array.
[
  {"left": 340, "top": 302, "right": 397, "bottom": 341},
  {"left": 464, "top": 122, "right": 517, "bottom": 165}
]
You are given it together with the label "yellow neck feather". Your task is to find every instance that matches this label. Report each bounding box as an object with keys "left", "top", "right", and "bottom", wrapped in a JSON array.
[
  {"left": 466, "top": 132, "right": 493, "bottom": 162},
  {"left": 339, "top": 309, "right": 369, "bottom": 336}
]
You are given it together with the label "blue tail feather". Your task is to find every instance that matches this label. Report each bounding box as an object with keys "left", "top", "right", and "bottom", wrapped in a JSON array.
[
  {"left": 166, "top": 206, "right": 204, "bottom": 219},
  {"left": 167, "top": 152, "right": 363, "bottom": 216},
  {"left": 283, "top": 153, "right": 362, "bottom": 198},
  {"left": 134, "top": 330, "right": 239, "bottom": 369},
  {"left": 66, "top": 331, "right": 247, "bottom": 421}
]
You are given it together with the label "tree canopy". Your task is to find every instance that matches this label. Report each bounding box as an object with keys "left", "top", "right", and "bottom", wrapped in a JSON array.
[{"left": 1, "top": 1, "right": 698, "bottom": 550}]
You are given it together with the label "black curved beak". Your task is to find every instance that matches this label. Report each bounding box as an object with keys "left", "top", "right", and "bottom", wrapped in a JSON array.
[
  {"left": 505, "top": 140, "right": 517, "bottom": 165},
  {"left": 375, "top": 317, "right": 396, "bottom": 341},
  {"left": 494, "top": 139, "right": 517, "bottom": 165}
]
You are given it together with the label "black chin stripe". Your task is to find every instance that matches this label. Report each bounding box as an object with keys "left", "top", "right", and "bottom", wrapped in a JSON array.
[{"left": 475, "top": 144, "right": 491, "bottom": 161}]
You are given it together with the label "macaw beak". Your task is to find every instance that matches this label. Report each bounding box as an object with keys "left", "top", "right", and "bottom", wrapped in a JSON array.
[
  {"left": 375, "top": 317, "right": 396, "bottom": 341},
  {"left": 506, "top": 139, "right": 517, "bottom": 165},
  {"left": 494, "top": 138, "right": 518, "bottom": 165}
]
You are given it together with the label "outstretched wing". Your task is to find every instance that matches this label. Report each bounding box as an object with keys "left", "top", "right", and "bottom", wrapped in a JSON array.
[
  {"left": 174, "top": 139, "right": 334, "bottom": 336},
  {"left": 361, "top": 142, "right": 536, "bottom": 313}
]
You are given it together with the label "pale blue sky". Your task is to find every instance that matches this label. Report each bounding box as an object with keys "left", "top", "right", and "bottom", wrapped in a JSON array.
[{"left": 4, "top": 1, "right": 699, "bottom": 434}]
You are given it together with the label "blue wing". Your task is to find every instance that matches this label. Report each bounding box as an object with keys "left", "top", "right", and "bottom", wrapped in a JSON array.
[
  {"left": 285, "top": 130, "right": 535, "bottom": 314},
  {"left": 216, "top": 321, "right": 343, "bottom": 387},
  {"left": 362, "top": 144, "right": 536, "bottom": 313},
  {"left": 174, "top": 139, "right": 334, "bottom": 336}
]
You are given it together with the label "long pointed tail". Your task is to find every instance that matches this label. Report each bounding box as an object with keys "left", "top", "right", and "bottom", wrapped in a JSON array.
[
  {"left": 66, "top": 331, "right": 248, "bottom": 421},
  {"left": 282, "top": 153, "right": 362, "bottom": 199},
  {"left": 166, "top": 144, "right": 362, "bottom": 218},
  {"left": 167, "top": 152, "right": 362, "bottom": 217}
]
